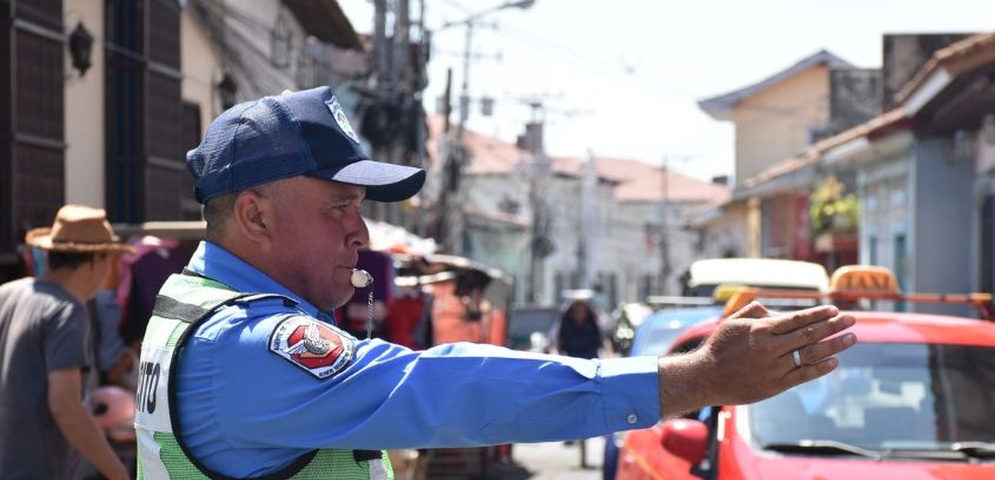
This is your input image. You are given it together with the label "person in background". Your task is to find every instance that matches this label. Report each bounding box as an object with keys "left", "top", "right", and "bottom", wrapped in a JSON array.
[
  {"left": 548, "top": 297, "right": 615, "bottom": 461},
  {"left": 135, "top": 86, "right": 857, "bottom": 479},
  {"left": 0, "top": 205, "right": 132, "bottom": 480},
  {"left": 550, "top": 298, "right": 614, "bottom": 360},
  {"left": 88, "top": 252, "right": 139, "bottom": 391}
]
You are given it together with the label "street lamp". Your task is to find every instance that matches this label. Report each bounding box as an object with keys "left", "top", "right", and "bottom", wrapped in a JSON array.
[{"left": 68, "top": 22, "right": 94, "bottom": 77}]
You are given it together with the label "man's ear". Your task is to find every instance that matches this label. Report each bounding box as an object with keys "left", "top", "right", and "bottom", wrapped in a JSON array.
[{"left": 232, "top": 190, "right": 272, "bottom": 244}]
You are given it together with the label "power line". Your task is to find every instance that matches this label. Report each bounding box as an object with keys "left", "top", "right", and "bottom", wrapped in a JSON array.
[
  {"left": 433, "top": 1, "right": 695, "bottom": 97},
  {"left": 431, "top": 1, "right": 833, "bottom": 119}
]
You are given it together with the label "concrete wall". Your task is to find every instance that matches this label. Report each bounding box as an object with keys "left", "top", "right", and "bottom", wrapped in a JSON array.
[
  {"left": 761, "top": 194, "right": 804, "bottom": 258},
  {"left": 697, "top": 203, "right": 748, "bottom": 260},
  {"left": 733, "top": 66, "right": 830, "bottom": 187},
  {"left": 545, "top": 173, "right": 615, "bottom": 302},
  {"left": 64, "top": 0, "right": 105, "bottom": 208},
  {"left": 181, "top": 7, "right": 223, "bottom": 130},
  {"left": 830, "top": 68, "right": 882, "bottom": 135},
  {"left": 914, "top": 137, "right": 975, "bottom": 314},
  {"left": 610, "top": 201, "right": 662, "bottom": 301},
  {"left": 222, "top": 0, "right": 307, "bottom": 97},
  {"left": 463, "top": 172, "right": 530, "bottom": 303},
  {"left": 463, "top": 166, "right": 711, "bottom": 306}
]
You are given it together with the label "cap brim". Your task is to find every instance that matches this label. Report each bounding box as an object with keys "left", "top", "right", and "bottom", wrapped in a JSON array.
[{"left": 309, "top": 160, "right": 426, "bottom": 203}]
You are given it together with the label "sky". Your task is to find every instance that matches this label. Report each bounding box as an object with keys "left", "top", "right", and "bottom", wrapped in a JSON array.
[{"left": 339, "top": 0, "right": 994, "bottom": 182}]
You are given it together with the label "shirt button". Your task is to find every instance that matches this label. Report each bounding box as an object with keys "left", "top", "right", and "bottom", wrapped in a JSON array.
[{"left": 626, "top": 413, "right": 638, "bottom": 424}]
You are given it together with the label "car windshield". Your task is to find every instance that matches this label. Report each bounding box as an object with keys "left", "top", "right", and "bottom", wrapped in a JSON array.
[
  {"left": 632, "top": 307, "right": 722, "bottom": 355},
  {"left": 747, "top": 342, "right": 995, "bottom": 452},
  {"left": 637, "top": 327, "right": 691, "bottom": 356}
]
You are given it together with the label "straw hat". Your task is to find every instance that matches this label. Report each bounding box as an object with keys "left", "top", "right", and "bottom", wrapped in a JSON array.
[{"left": 24, "top": 205, "right": 135, "bottom": 253}]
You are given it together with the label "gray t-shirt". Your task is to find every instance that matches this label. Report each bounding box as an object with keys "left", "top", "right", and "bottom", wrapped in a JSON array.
[{"left": 0, "top": 277, "right": 94, "bottom": 479}]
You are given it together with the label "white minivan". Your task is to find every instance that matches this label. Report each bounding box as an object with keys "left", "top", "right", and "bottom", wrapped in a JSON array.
[{"left": 684, "top": 257, "right": 830, "bottom": 297}]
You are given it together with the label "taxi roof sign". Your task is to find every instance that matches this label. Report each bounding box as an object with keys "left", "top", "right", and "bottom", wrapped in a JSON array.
[
  {"left": 829, "top": 265, "right": 900, "bottom": 294},
  {"left": 720, "top": 264, "right": 995, "bottom": 320},
  {"left": 712, "top": 284, "right": 750, "bottom": 303}
]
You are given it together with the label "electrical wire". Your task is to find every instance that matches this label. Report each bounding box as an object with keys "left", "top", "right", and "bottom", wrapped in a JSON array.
[{"left": 431, "top": 0, "right": 828, "bottom": 118}]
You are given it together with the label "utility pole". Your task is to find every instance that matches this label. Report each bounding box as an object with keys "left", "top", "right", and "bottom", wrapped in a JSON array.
[
  {"left": 388, "top": 0, "right": 410, "bottom": 226},
  {"left": 431, "top": 68, "right": 456, "bottom": 249},
  {"left": 431, "top": 1, "right": 536, "bottom": 256},
  {"left": 370, "top": 0, "right": 389, "bottom": 223},
  {"left": 414, "top": 0, "right": 430, "bottom": 238},
  {"left": 372, "top": 0, "right": 389, "bottom": 89},
  {"left": 578, "top": 150, "right": 597, "bottom": 290},
  {"left": 523, "top": 102, "right": 552, "bottom": 304},
  {"left": 659, "top": 155, "right": 693, "bottom": 295}
]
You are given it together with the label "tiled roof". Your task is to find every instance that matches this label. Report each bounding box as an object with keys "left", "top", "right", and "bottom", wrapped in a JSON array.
[
  {"left": 426, "top": 116, "right": 529, "bottom": 175},
  {"left": 897, "top": 32, "right": 995, "bottom": 103},
  {"left": 426, "top": 116, "right": 731, "bottom": 204},
  {"left": 553, "top": 155, "right": 731, "bottom": 203}
]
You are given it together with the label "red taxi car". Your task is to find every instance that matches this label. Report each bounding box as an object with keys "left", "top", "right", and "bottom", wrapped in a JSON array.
[{"left": 615, "top": 266, "right": 995, "bottom": 480}]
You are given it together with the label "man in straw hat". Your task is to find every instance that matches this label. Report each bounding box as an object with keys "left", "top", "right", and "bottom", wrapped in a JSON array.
[
  {"left": 136, "top": 87, "right": 856, "bottom": 479},
  {"left": 0, "top": 205, "right": 132, "bottom": 480}
]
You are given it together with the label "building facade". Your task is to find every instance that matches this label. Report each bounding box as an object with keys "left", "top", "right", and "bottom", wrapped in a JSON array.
[{"left": 1, "top": 0, "right": 366, "bottom": 282}]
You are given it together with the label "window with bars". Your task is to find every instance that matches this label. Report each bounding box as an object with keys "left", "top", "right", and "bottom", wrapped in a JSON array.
[
  {"left": 1, "top": 3, "right": 64, "bottom": 262},
  {"left": 180, "top": 102, "right": 202, "bottom": 220},
  {"left": 106, "top": 0, "right": 184, "bottom": 223}
]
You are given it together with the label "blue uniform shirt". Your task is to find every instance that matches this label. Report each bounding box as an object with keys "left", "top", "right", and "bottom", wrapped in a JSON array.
[{"left": 178, "top": 241, "right": 660, "bottom": 477}]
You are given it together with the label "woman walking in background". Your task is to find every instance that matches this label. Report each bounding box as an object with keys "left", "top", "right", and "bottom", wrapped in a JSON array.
[
  {"left": 551, "top": 298, "right": 614, "bottom": 360},
  {"left": 549, "top": 297, "right": 615, "bottom": 469}
]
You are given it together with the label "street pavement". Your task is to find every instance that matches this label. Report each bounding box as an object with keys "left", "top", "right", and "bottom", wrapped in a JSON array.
[{"left": 490, "top": 436, "right": 606, "bottom": 480}]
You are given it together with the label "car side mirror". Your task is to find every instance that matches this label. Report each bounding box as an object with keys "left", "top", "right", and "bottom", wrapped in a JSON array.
[{"left": 660, "top": 418, "right": 708, "bottom": 465}]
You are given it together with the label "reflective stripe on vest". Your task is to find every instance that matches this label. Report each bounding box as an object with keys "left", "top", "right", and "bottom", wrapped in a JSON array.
[{"left": 135, "top": 273, "right": 392, "bottom": 480}]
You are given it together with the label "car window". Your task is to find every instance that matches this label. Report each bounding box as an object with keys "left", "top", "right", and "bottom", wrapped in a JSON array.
[
  {"left": 630, "top": 308, "right": 721, "bottom": 356},
  {"left": 636, "top": 328, "right": 690, "bottom": 357},
  {"left": 746, "top": 342, "right": 995, "bottom": 450}
]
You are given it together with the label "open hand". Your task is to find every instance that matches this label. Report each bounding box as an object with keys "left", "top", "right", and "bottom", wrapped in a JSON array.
[{"left": 658, "top": 302, "right": 856, "bottom": 417}]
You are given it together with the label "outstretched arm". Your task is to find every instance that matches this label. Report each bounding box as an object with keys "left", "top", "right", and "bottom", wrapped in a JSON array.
[{"left": 657, "top": 303, "right": 856, "bottom": 417}]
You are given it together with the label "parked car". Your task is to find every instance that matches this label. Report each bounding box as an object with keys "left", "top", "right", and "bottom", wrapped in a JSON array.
[
  {"left": 614, "top": 265, "right": 995, "bottom": 480},
  {"left": 603, "top": 306, "right": 724, "bottom": 480}
]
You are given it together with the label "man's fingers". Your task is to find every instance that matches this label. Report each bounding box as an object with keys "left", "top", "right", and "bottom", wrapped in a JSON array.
[
  {"left": 783, "top": 356, "right": 840, "bottom": 386},
  {"left": 728, "top": 301, "right": 772, "bottom": 320},
  {"left": 783, "top": 313, "right": 856, "bottom": 352},
  {"left": 781, "top": 332, "right": 856, "bottom": 388},
  {"left": 767, "top": 305, "right": 839, "bottom": 335},
  {"left": 796, "top": 332, "right": 857, "bottom": 365}
]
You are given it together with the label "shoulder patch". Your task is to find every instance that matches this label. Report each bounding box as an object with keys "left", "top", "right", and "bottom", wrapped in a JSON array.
[{"left": 269, "top": 317, "right": 355, "bottom": 379}]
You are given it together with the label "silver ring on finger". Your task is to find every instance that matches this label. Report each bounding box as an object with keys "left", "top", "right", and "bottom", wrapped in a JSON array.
[{"left": 792, "top": 348, "right": 802, "bottom": 368}]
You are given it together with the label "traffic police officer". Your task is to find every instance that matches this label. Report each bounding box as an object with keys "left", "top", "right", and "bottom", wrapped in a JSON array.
[{"left": 135, "top": 87, "right": 856, "bottom": 479}]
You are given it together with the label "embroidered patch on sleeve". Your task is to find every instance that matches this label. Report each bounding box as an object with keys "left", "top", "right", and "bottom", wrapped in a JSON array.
[{"left": 269, "top": 316, "right": 355, "bottom": 379}]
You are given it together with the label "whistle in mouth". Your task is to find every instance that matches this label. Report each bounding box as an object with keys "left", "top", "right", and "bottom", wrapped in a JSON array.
[{"left": 351, "top": 269, "right": 373, "bottom": 288}]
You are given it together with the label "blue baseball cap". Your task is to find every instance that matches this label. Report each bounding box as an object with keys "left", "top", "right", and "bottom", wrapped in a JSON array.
[{"left": 187, "top": 86, "right": 425, "bottom": 203}]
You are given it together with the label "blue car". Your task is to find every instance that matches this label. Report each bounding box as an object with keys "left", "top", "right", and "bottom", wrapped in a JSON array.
[{"left": 602, "top": 306, "right": 723, "bottom": 480}]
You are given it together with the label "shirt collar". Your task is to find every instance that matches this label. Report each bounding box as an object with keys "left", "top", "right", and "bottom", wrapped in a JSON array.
[{"left": 186, "top": 241, "right": 329, "bottom": 320}]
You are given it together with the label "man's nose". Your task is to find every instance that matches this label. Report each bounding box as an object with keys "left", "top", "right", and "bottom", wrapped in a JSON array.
[{"left": 350, "top": 214, "right": 371, "bottom": 249}]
